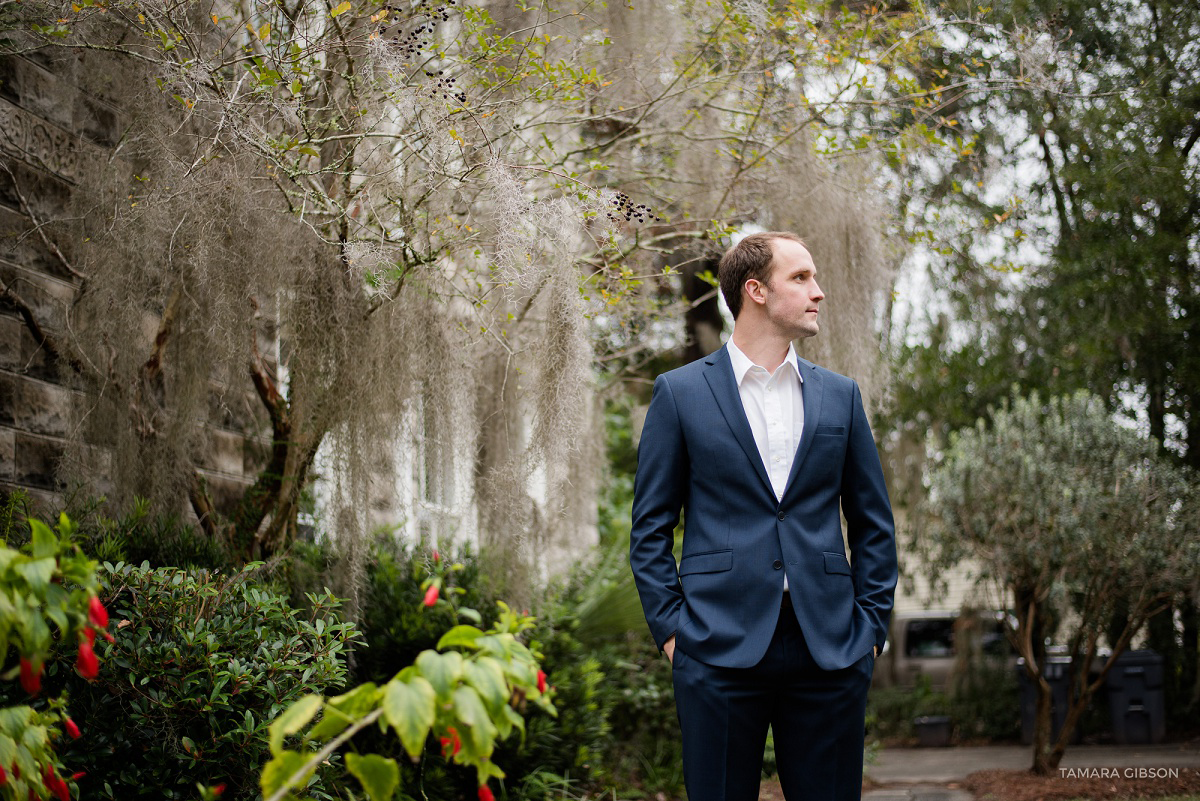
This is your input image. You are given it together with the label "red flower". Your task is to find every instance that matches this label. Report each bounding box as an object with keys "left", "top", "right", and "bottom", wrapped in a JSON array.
[
  {"left": 0, "top": 764, "right": 7, "bottom": 785},
  {"left": 43, "top": 766, "right": 69, "bottom": 801},
  {"left": 88, "top": 596, "right": 109, "bottom": 629},
  {"left": 71, "top": 772, "right": 86, "bottom": 781},
  {"left": 64, "top": 717, "right": 82, "bottom": 739},
  {"left": 212, "top": 783, "right": 226, "bottom": 796},
  {"left": 19, "top": 658, "right": 41, "bottom": 695},
  {"left": 76, "top": 639, "right": 99, "bottom": 679},
  {"left": 422, "top": 584, "right": 439, "bottom": 607},
  {"left": 536, "top": 670, "right": 547, "bottom": 694},
  {"left": 440, "top": 726, "right": 461, "bottom": 756},
  {"left": 432, "top": 549, "right": 440, "bottom": 564},
  {"left": 478, "top": 785, "right": 495, "bottom": 801}
]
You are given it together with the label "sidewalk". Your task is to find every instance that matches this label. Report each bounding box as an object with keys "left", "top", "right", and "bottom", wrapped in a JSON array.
[
  {"left": 860, "top": 744, "right": 1200, "bottom": 801},
  {"left": 866, "top": 743, "right": 1200, "bottom": 784}
]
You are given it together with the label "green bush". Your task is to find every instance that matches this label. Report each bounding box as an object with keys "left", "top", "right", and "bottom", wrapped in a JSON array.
[
  {"left": 67, "top": 496, "right": 232, "bottom": 571},
  {"left": 949, "top": 657, "right": 1021, "bottom": 741},
  {"left": 345, "top": 534, "right": 683, "bottom": 801},
  {"left": 353, "top": 535, "right": 500, "bottom": 683},
  {"left": 867, "top": 674, "right": 950, "bottom": 742},
  {"left": 32, "top": 562, "right": 358, "bottom": 800}
]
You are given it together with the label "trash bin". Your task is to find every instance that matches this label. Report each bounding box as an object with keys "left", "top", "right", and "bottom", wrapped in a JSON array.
[
  {"left": 1106, "top": 649, "right": 1165, "bottom": 744},
  {"left": 913, "top": 715, "right": 953, "bottom": 747},
  {"left": 1016, "top": 657, "right": 1081, "bottom": 746}
]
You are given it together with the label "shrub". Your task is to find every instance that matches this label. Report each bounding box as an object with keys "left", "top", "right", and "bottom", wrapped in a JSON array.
[
  {"left": 261, "top": 606, "right": 556, "bottom": 801},
  {"left": 0, "top": 511, "right": 110, "bottom": 801},
  {"left": 68, "top": 497, "right": 233, "bottom": 571},
  {"left": 867, "top": 674, "right": 950, "bottom": 742},
  {"left": 950, "top": 656, "right": 1021, "bottom": 741},
  {"left": 40, "top": 562, "right": 358, "bottom": 800}
]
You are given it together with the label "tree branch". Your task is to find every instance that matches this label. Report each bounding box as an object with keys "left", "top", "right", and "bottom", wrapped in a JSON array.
[{"left": 0, "top": 276, "right": 86, "bottom": 374}]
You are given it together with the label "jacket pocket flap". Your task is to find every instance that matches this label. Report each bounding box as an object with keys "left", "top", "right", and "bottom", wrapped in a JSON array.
[
  {"left": 823, "top": 551, "right": 852, "bottom": 575},
  {"left": 678, "top": 550, "right": 733, "bottom": 576},
  {"left": 815, "top": 425, "right": 846, "bottom": 435}
]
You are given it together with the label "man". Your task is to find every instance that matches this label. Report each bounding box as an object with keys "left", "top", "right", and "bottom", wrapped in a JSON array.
[{"left": 629, "top": 232, "right": 897, "bottom": 801}]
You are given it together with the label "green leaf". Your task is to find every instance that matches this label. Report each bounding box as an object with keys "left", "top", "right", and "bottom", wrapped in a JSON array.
[
  {"left": 415, "top": 650, "right": 463, "bottom": 697},
  {"left": 15, "top": 558, "right": 56, "bottom": 592},
  {"left": 463, "top": 658, "right": 508, "bottom": 716},
  {"left": 28, "top": 519, "right": 57, "bottom": 558},
  {"left": 305, "top": 705, "right": 353, "bottom": 744},
  {"left": 261, "top": 750, "right": 313, "bottom": 798},
  {"left": 330, "top": 1, "right": 351, "bottom": 16},
  {"left": 451, "top": 685, "right": 498, "bottom": 755},
  {"left": 345, "top": 752, "right": 399, "bottom": 801},
  {"left": 327, "top": 682, "right": 379, "bottom": 719},
  {"left": 382, "top": 676, "right": 435, "bottom": 758},
  {"left": 269, "top": 694, "right": 323, "bottom": 755},
  {"left": 436, "top": 625, "right": 482, "bottom": 651}
]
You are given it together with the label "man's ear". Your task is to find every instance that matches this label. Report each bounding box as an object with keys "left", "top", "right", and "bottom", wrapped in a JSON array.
[{"left": 743, "top": 278, "right": 767, "bottom": 308}]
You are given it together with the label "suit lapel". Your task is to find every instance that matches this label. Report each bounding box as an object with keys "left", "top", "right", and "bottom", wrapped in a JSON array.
[
  {"left": 703, "top": 347, "right": 773, "bottom": 497},
  {"left": 782, "top": 357, "right": 823, "bottom": 502}
]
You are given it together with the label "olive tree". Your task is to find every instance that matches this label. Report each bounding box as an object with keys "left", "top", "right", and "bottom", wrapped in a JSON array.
[{"left": 913, "top": 391, "right": 1199, "bottom": 774}]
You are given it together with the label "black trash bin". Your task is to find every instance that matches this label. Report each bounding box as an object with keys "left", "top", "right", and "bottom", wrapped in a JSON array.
[
  {"left": 1106, "top": 649, "right": 1165, "bottom": 744},
  {"left": 1016, "top": 657, "right": 1081, "bottom": 746}
]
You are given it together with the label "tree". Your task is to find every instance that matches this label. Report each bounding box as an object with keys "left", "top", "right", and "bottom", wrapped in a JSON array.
[
  {"left": 2, "top": 0, "right": 970, "bottom": 583},
  {"left": 884, "top": 0, "right": 1200, "bottom": 724},
  {"left": 914, "top": 391, "right": 1199, "bottom": 774}
]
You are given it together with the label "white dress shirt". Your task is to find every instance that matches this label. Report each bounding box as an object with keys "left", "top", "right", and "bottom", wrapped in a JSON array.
[{"left": 727, "top": 337, "right": 805, "bottom": 590}]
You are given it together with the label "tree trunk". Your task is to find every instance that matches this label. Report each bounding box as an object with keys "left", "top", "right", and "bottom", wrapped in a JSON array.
[{"left": 1030, "top": 672, "right": 1055, "bottom": 775}]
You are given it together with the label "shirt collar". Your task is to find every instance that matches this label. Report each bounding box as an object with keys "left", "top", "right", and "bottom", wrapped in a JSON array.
[{"left": 726, "top": 337, "right": 803, "bottom": 386}]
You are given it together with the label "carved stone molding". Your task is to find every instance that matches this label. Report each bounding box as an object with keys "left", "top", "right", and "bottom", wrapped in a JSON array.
[{"left": 0, "top": 97, "right": 86, "bottom": 183}]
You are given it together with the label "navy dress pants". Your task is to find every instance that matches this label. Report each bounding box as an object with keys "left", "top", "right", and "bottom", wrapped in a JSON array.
[{"left": 671, "top": 599, "right": 873, "bottom": 801}]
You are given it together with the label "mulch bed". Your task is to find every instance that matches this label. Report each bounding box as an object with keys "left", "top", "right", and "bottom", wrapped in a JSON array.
[{"left": 964, "top": 768, "right": 1200, "bottom": 801}]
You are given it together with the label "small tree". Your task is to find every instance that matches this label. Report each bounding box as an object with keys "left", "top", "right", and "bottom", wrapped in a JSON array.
[{"left": 914, "top": 391, "right": 1199, "bottom": 775}]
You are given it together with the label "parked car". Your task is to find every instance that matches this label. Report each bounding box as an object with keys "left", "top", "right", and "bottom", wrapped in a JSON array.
[{"left": 873, "top": 609, "right": 1014, "bottom": 690}]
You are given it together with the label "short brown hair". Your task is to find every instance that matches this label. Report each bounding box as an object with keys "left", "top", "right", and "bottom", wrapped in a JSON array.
[{"left": 718, "top": 231, "right": 806, "bottom": 319}]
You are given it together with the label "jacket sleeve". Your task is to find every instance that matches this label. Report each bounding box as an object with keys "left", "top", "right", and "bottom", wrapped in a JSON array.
[
  {"left": 629, "top": 374, "right": 688, "bottom": 650},
  {"left": 842, "top": 381, "right": 898, "bottom": 653}
]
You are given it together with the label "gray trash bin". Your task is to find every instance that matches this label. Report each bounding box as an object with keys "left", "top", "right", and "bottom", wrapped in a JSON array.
[
  {"left": 1106, "top": 649, "right": 1165, "bottom": 744},
  {"left": 1016, "top": 656, "right": 1080, "bottom": 745}
]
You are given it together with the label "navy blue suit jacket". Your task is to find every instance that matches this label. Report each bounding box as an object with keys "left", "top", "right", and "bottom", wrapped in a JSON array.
[{"left": 629, "top": 345, "right": 897, "bottom": 671}]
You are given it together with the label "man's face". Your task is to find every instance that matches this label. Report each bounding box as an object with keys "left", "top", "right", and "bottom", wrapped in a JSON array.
[{"left": 759, "top": 238, "right": 824, "bottom": 339}]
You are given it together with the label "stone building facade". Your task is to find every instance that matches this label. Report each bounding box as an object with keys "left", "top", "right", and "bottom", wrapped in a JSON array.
[{"left": 0, "top": 51, "right": 270, "bottom": 516}]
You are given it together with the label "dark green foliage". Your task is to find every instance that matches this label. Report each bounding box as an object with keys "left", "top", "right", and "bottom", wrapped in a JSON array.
[
  {"left": 69, "top": 496, "right": 233, "bottom": 570},
  {"left": 32, "top": 562, "right": 357, "bottom": 800},
  {"left": 344, "top": 533, "right": 683, "bottom": 801},
  {"left": 867, "top": 675, "right": 951, "bottom": 742},
  {"left": 354, "top": 534, "right": 500, "bottom": 680},
  {"left": 949, "top": 658, "right": 1021, "bottom": 742}
]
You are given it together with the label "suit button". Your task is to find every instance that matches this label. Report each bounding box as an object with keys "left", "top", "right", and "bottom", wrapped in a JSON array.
[
  {"left": 773, "top": 560, "right": 783, "bottom": 570},
  {"left": 777, "top": 512, "right": 786, "bottom": 521}
]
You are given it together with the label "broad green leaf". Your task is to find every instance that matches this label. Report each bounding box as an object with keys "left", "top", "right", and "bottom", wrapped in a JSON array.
[
  {"left": 416, "top": 650, "right": 463, "bottom": 697},
  {"left": 346, "top": 752, "right": 399, "bottom": 801},
  {"left": 261, "top": 750, "right": 313, "bottom": 798},
  {"left": 28, "top": 519, "right": 57, "bottom": 559},
  {"left": 327, "top": 682, "right": 379, "bottom": 718},
  {"left": 382, "top": 676, "right": 435, "bottom": 758},
  {"left": 268, "top": 694, "right": 323, "bottom": 754},
  {"left": 436, "top": 625, "right": 482, "bottom": 650},
  {"left": 451, "top": 685, "right": 497, "bottom": 755},
  {"left": 15, "top": 558, "right": 56, "bottom": 592},
  {"left": 463, "top": 658, "right": 508, "bottom": 715},
  {"left": 0, "top": 732, "right": 16, "bottom": 767},
  {"left": 305, "top": 705, "right": 353, "bottom": 744}
]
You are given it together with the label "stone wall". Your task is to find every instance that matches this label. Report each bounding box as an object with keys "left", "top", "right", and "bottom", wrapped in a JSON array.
[{"left": 0, "top": 51, "right": 263, "bottom": 516}]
